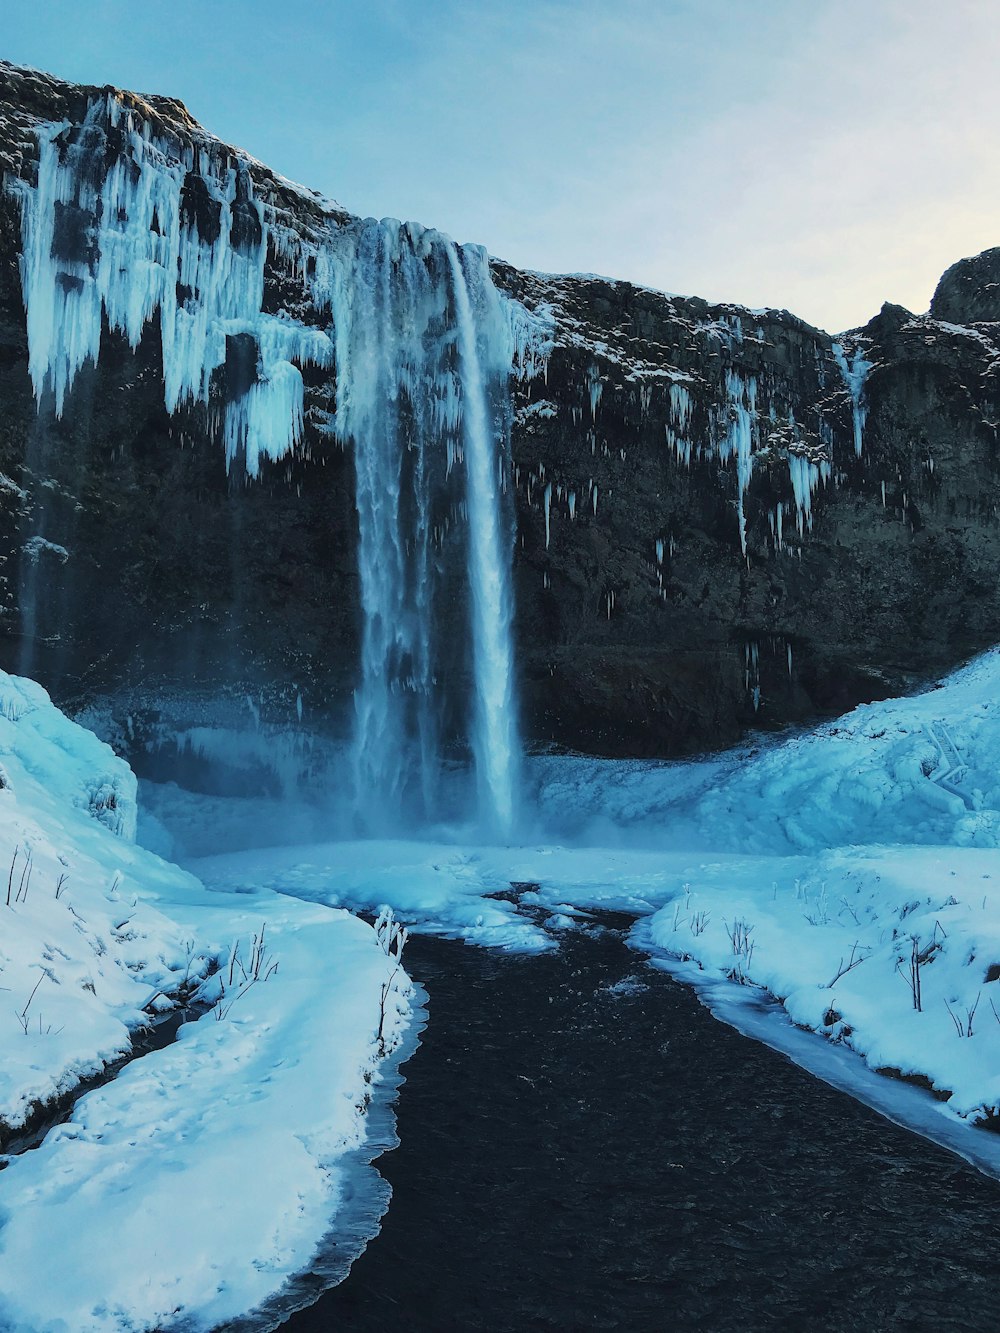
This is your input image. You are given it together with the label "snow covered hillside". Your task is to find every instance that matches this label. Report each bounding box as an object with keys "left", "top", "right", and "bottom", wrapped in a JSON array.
[
  {"left": 178, "top": 648, "right": 1000, "bottom": 1154},
  {"left": 0, "top": 671, "right": 413, "bottom": 1333},
  {"left": 639, "top": 649, "right": 1000, "bottom": 1129}
]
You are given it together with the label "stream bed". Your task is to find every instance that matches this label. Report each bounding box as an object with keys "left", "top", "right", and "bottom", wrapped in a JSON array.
[{"left": 282, "top": 919, "right": 1000, "bottom": 1332}]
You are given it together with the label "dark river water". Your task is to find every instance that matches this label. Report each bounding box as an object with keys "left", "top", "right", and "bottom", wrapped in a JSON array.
[{"left": 278, "top": 919, "right": 1000, "bottom": 1333}]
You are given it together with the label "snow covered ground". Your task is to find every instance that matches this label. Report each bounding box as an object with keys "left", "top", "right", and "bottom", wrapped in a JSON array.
[
  {"left": 8, "top": 648, "right": 1000, "bottom": 1330},
  {"left": 0, "top": 672, "right": 414, "bottom": 1333},
  {"left": 161, "top": 648, "right": 1000, "bottom": 1160}
]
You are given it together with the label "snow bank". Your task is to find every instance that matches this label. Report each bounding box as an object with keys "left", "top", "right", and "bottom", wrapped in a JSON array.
[
  {"left": 0, "top": 671, "right": 413, "bottom": 1332},
  {"left": 0, "top": 671, "right": 174, "bottom": 1126},
  {"left": 642, "top": 845, "right": 1000, "bottom": 1125},
  {"left": 577, "top": 649, "right": 1000, "bottom": 1130},
  {"left": 535, "top": 647, "right": 1000, "bottom": 855}
]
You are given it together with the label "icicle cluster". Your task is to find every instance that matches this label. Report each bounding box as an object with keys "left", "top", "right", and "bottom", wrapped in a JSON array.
[
  {"left": 9, "top": 97, "right": 332, "bottom": 476},
  {"left": 787, "top": 453, "right": 832, "bottom": 535},
  {"left": 717, "top": 371, "right": 758, "bottom": 556},
  {"left": 665, "top": 382, "right": 694, "bottom": 465}
]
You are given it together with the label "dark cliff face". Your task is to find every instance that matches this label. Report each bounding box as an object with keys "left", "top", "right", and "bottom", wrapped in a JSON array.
[
  {"left": 931, "top": 248, "right": 1000, "bottom": 326},
  {"left": 502, "top": 271, "right": 1000, "bottom": 755},
  {"left": 1, "top": 61, "right": 999, "bottom": 762}
]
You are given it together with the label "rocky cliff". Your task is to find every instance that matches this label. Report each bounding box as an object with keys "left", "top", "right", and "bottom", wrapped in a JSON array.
[{"left": 2, "top": 60, "right": 999, "bottom": 765}]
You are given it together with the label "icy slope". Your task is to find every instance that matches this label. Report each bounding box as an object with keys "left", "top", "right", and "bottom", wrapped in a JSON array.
[
  {"left": 0, "top": 670, "right": 413, "bottom": 1333},
  {"left": 0, "top": 669, "right": 189, "bottom": 1128},
  {"left": 534, "top": 646, "right": 1000, "bottom": 854},
  {"left": 666, "top": 648, "right": 1000, "bottom": 853}
]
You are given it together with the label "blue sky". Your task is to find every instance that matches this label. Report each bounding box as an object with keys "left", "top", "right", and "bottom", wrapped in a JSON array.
[{"left": 4, "top": 0, "right": 999, "bottom": 332}]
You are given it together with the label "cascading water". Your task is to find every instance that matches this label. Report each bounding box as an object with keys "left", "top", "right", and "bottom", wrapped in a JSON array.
[
  {"left": 314, "top": 219, "right": 520, "bottom": 836},
  {"left": 7, "top": 97, "right": 543, "bottom": 836},
  {"left": 445, "top": 243, "right": 519, "bottom": 836}
]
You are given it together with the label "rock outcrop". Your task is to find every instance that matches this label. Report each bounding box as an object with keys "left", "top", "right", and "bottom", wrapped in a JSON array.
[
  {"left": 1, "top": 60, "right": 999, "bottom": 764},
  {"left": 931, "top": 248, "right": 1000, "bottom": 326}
]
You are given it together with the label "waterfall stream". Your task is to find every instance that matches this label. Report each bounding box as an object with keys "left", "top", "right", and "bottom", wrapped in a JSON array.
[
  {"left": 444, "top": 242, "right": 519, "bottom": 835},
  {"left": 316, "top": 217, "right": 520, "bottom": 833}
]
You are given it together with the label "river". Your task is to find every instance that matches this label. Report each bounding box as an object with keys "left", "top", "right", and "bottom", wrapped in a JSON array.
[{"left": 281, "top": 917, "right": 1000, "bottom": 1332}]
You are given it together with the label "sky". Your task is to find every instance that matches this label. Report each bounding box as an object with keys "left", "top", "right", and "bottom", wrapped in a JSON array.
[{"left": 4, "top": 0, "right": 999, "bottom": 333}]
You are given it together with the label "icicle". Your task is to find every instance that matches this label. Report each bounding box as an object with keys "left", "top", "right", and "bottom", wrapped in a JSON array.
[
  {"left": 788, "top": 455, "right": 828, "bottom": 535},
  {"left": 543, "top": 481, "right": 553, "bottom": 549},
  {"left": 11, "top": 101, "right": 333, "bottom": 475},
  {"left": 666, "top": 382, "right": 694, "bottom": 465},
  {"left": 717, "top": 371, "right": 757, "bottom": 555},
  {"left": 587, "top": 364, "right": 603, "bottom": 420},
  {"left": 832, "top": 342, "right": 873, "bottom": 457}
]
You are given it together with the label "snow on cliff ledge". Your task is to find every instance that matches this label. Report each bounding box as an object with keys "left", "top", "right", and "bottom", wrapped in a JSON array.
[{"left": 0, "top": 670, "right": 412, "bottom": 1333}]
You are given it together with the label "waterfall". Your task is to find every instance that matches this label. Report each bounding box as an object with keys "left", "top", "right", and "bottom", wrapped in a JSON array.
[
  {"left": 9, "top": 98, "right": 537, "bottom": 836},
  {"left": 315, "top": 220, "right": 520, "bottom": 835},
  {"left": 315, "top": 220, "right": 444, "bottom": 827},
  {"left": 446, "top": 244, "right": 519, "bottom": 836}
]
